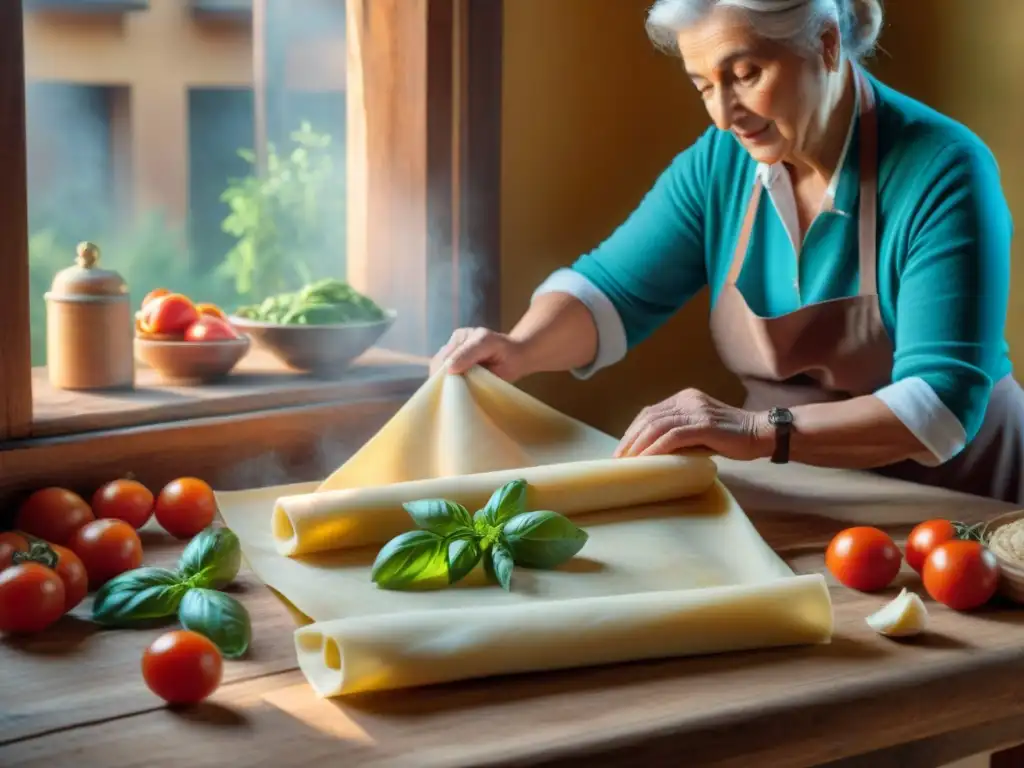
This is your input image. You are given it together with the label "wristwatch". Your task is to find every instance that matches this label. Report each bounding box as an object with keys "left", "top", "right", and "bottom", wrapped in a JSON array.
[{"left": 768, "top": 406, "right": 794, "bottom": 464}]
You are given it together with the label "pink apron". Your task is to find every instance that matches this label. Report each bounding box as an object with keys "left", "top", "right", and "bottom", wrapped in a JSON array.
[{"left": 707, "top": 67, "right": 1024, "bottom": 504}]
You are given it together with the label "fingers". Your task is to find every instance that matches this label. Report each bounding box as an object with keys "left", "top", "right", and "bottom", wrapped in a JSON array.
[
  {"left": 614, "top": 402, "right": 673, "bottom": 457},
  {"left": 640, "top": 423, "right": 710, "bottom": 457},
  {"left": 436, "top": 327, "right": 499, "bottom": 376},
  {"left": 616, "top": 411, "right": 679, "bottom": 457}
]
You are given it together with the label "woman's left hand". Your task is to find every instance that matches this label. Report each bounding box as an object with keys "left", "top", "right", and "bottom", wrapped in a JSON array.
[{"left": 614, "top": 388, "right": 771, "bottom": 461}]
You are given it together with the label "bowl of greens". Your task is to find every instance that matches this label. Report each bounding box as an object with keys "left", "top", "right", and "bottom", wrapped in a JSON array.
[{"left": 228, "top": 278, "right": 395, "bottom": 374}]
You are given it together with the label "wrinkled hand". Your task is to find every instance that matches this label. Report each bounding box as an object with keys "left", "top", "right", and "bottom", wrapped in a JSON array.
[
  {"left": 614, "top": 388, "right": 770, "bottom": 461},
  {"left": 430, "top": 327, "right": 527, "bottom": 382}
]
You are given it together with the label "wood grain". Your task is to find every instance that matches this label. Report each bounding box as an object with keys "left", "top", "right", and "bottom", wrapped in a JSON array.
[
  {"left": 2, "top": 460, "right": 1024, "bottom": 766},
  {"left": 30, "top": 347, "right": 427, "bottom": 437},
  {"left": 0, "top": 2, "right": 34, "bottom": 441}
]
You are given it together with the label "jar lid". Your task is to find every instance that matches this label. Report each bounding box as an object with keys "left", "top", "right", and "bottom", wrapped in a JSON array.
[{"left": 49, "top": 242, "right": 128, "bottom": 298}]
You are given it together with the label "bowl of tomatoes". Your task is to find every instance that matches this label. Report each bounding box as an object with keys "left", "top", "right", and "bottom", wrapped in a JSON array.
[{"left": 134, "top": 289, "right": 250, "bottom": 384}]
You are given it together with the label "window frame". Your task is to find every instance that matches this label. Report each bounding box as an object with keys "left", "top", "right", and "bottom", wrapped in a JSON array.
[{"left": 0, "top": 0, "right": 503, "bottom": 506}]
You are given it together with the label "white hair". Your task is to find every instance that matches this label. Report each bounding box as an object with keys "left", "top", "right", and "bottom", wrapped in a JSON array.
[{"left": 646, "top": 0, "right": 883, "bottom": 62}]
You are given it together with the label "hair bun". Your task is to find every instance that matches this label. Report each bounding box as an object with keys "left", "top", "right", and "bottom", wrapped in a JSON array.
[{"left": 846, "top": 0, "right": 883, "bottom": 55}]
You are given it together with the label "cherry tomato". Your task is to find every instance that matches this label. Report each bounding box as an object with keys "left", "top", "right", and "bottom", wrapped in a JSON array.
[
  {"left": 922, "top": 540, "right": 1000, "bottom": 611},
  {"left": 142, "top": 630, "right": 223, "bottom": 705},
  {"left": 15, "top": 488, "right": 95, "bottom": 546},
  {"left": 155, "top": 478, "right": 217, "bottom": 539},
  {"left": 140, "top": 294, "right": 199, "bottom": 336},
  {"left": 141, "top": 288, "right": 170, "bottom": 308},
  {"left": 0, "top": 563, "right": 66, "bottom": 634},
  {"left": 184, "top": 316, "right": 238, "bottom": 342},
  {"left": 825, "top": 526, "right": 902, "bottom": 592},
  {"left": 905, "top": 519, "right": 958, "bottom": 573},
  {"left": 48, "top": 544, "right": 89, "bottom": 612},
  {"left": 92, "top": 479, "right": 155, "bottom": 530},
  {"left": 0, "top": 531, "right": 29, "bottom": 570},
  {"left": 69, "top": 519, "right": 144, "bottom": 588},
  {"left": 195, "top": 303, "right": 227, "bottom": 321}
]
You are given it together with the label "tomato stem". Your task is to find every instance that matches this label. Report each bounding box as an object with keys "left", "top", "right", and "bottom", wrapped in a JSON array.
[
  {"left": 952, "top": 521, "right": 987, "bottom": 543},
  {"left": 11, "top": 538, "right": 59, "bottom": 570}
]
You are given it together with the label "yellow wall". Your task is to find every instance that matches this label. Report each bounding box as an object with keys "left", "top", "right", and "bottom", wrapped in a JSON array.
[
  {"left": 23, "top": 0, "right": 344, "bottom": 225},
  {"left": 500, "top": 0, "right": 1024, "bottom": 436}
]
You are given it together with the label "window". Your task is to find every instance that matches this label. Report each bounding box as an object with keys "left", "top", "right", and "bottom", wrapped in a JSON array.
[{"left": 0, "top": 0, "right": 502, "bottom": 500}]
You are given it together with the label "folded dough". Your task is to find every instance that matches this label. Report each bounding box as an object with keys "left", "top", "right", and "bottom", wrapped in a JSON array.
[
  {"left": 217, "top": 366, "right": 835, "bottom": 697},
  {"left": 295, "top": 574, "right": 833, "bottom": 696},
  {"left": 272, "top": 454, "right": 718, "bottom": 556}
]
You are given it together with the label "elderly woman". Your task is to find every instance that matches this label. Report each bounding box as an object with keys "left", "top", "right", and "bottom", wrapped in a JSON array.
[{"left": 432, "top": 0, "right": 1024, "bottom": 503}]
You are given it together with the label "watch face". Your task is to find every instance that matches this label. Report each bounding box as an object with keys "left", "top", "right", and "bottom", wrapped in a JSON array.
[{"left": 770, "top": 407, "right": 794, "bottom": 425}]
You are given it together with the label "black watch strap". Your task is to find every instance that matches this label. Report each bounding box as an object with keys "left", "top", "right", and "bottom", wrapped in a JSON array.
[{"left": 768, "top": 406, "right": 794, "bottom": 464}]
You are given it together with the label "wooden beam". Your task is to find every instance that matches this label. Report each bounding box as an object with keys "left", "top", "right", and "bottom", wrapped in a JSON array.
[
  {"left": 346, "top": 0, "right": 504, "bottom": 356},
  {"left": 0, "top": 2, "right": 35, "bottom": 440},
  {"left": 252, "top": 0, "right": 291, "bottom": 172}
]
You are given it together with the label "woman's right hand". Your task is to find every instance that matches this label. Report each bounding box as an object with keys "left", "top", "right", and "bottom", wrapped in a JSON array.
[{"left": 430, "top": 327, "right": 527, "bottom": 381}]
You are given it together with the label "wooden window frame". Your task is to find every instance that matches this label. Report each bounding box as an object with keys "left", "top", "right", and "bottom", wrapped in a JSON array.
[{"left": 0, "top": 0, "right": 502, "bottom": 508}]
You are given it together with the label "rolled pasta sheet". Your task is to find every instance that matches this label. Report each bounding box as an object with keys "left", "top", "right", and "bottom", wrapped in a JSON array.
[
  {"left": 294, "top": 573, "right": 834, "bottom": 697},
  {"left": 272, "top": 454, "right": 718, "bottom": 556}
]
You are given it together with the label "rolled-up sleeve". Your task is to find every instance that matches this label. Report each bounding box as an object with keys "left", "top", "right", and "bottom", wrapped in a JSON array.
[
  {"left": 874, "top": 141, "right": 1013, "bottom": 465},
  {"left": 532, "top": 129, "right": 713, "bottom": 379}
]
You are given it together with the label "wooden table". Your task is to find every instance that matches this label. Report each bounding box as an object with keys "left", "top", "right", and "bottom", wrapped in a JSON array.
[{"left": 3, "top": 459, "right": 1024, "bottom": 768}]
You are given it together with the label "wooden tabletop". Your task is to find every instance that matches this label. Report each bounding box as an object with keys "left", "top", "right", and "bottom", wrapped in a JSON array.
[{"left": 3, "top": 458, "right": 1023, "bottom": 768}]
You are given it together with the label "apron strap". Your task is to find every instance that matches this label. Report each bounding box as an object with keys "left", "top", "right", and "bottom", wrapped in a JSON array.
[
  {"left": 726, "top": 176, "right": 763, "bottom": 285},
  {"left": 855, "top": 65, "right": 879, "bottom": 297}
]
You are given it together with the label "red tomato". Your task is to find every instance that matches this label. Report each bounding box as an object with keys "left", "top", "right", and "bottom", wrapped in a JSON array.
[
  {"left": 195, "top": 303, "right": 227, "bottom": 321},
  {"left": 141, "top": 288, "right": 170, "bottom": 308},
  {"left": 155, "top": 478, "right": 217, "bottom": 539},
  {"left": 922, "top": 540, "right": 1000, "bottom": 611},
  {"left": 15, "top": 488, "right": 95, "bottom": 546},
  {"left": 48, "top": 544, "right": 89, "bottom": 612},
  {"left": 0, "top": 563, "right": 66, "bottom": 634},
  {"left": 140, "top": 293, "right": 199, "bottom": 335},
  {"left": 905, "top": 519, "right": 958, "bottom": 573},
  {"left": 69, "top": 519, "right": 144, "bottom": 588},
  {"left": 825, "top": 526, "right": 902, "bottom": 592},
  {"left": 92, "top": 479, "right": 155, "bottom": 530},
  {"left": 0, "top": 531, "right": 29, "bottom": 570},
  {"left": 184, "top": 316, "right": 239, "bottom": 342},
  {"left": 142, "top": 630, "right": 223, "bottom": 705}
]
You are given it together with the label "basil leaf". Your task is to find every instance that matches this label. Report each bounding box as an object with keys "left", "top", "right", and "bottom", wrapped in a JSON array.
[
  {"left": 474, "top": 479, "right": 527, "bottom": 529},
  {"left": 402, "top": 499, "right": 473, "bottom": 536},
  {"left": 178, "top": 588, "right": 252, "bottom": 659},
  {"left": 485, "top": 538, "right": 514, "bottom": 591},
  {"left": 177, "top": 526, "right": 242, "bottom": 589},
  {"left": 447, "top": 537, "right": 482, "bottom": 584},
  {"left": 371, "top": 530, "right": 449, "bottom": 589},
  {"left": 92, "top": 567, "right": 187, "bottom": 626},
  {"left": 502, "top": 510, "right": 589, "bottom": 569}
]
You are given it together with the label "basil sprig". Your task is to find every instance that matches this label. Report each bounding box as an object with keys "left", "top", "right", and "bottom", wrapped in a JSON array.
[
  {"left": 92, "top": 567, "right": 187, "bottom": 626},
  {"left": 89, "top": 525, "right": 252, "bottom": 658},
  {"left": 371, "top": 480, "right": 588, "bottom": 592},
  {"left": 178, "top": 588, "right": 252, "bottom": 659},
  {"left": 178, "top": 526, "right": 242, "bottom": 589}
]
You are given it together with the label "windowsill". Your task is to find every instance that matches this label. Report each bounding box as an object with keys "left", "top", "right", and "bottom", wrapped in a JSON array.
[{"left": 31, "top": 346, "right": 429, "bottom": 439}]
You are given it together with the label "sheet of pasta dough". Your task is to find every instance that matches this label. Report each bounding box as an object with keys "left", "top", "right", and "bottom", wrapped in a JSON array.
[{"left": 218, "top": 367, "right": 833, "bottom": 697}]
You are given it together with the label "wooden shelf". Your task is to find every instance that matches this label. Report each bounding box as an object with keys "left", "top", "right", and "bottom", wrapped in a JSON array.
[{"left": 31, "top": 347, "right": 429, "bottom": 438}]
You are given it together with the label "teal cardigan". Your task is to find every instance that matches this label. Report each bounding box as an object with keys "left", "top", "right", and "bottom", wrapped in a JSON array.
[{"left": 569, "top": 73, "right": 1013, "bottom": 444}]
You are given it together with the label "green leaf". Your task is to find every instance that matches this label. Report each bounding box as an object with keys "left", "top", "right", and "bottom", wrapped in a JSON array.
[
  {"left": 485, "top": 538, "right": 514, "bottom": 591},
  {"left": 371, "top": 530, "right": 449, "bottom": 590},
  {"left": 178, "top": 588, "right": 252, "bottom": 659},
  {"left": 91, "top": 568, "right": 187, "bottom": 627},
  {"left": 177, "top": 526, "right": 242, "bottom": 590},
  {"left": 474, "top": 479, "right": 528, "bottom": 529},
  {"left": 447, "top": 537, "right": 482, "bottom": 584},
  {"left": 402, "top": 499, "right": 474, "bottom": 537},
  {"left": 502, "top": 510, "right": 589, "bottom": 569}
]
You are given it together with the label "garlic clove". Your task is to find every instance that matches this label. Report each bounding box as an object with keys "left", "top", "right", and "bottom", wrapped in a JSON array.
[{"left": 865, "top": 587, "right": 929, "bottom": 637}]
